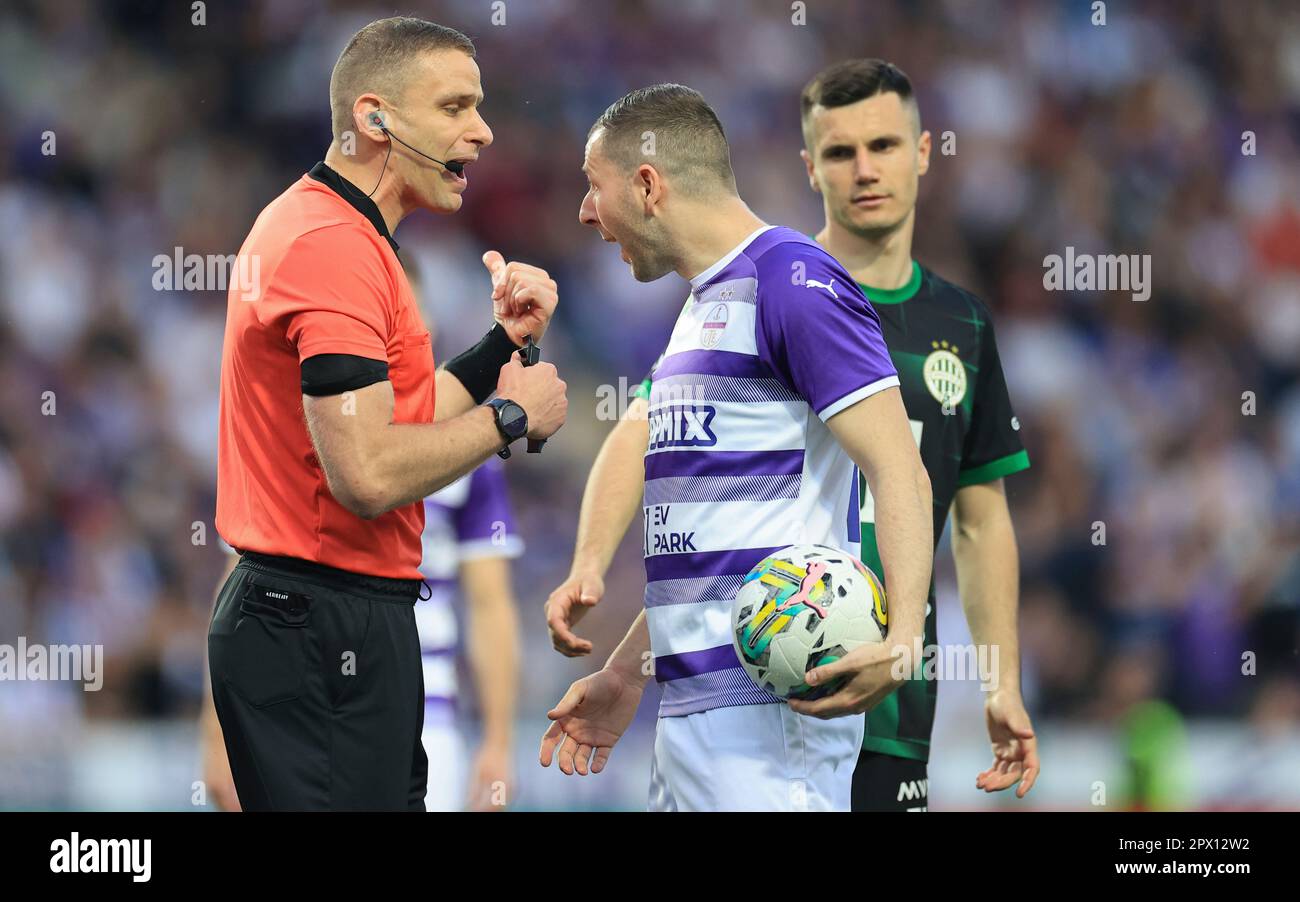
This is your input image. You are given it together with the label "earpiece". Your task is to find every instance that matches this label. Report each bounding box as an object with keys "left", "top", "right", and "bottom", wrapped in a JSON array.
[{"left": 356, "top": 109, "right": 466, "bottom": 193}]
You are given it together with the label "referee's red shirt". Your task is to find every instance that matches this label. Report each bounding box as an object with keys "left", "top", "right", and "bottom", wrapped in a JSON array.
[{"left": 216, "top": 165, "right": 435, "bottom": 579}]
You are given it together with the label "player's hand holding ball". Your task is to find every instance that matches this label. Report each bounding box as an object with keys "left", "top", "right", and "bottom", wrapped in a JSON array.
[
  {"left": 483, "top": 250, "right": 558, "bottom": 344},
  {"left": 544, "top": 569, "right": 604, "bottom": 656},
  {"left": 732, "top": 545, "right": 907, "bottom": 719},
  {"left": 496, "top": 355, "right": 567, "bottom": 441},
  {"left": 786, "top": 640, "right": 912, "bottom": 719}
]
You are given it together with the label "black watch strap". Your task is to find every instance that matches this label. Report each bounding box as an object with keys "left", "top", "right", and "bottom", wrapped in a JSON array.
[{"left": 488, "top": 398, "right": 526, "bottom": 459}]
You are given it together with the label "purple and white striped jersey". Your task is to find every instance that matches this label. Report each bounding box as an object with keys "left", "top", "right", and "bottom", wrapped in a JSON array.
[
  {"left": 414, "top": 458, "right": 522, "bottom": 725},
  {"left": 643, "top": 226, "right": 899, "bottom": 717}
]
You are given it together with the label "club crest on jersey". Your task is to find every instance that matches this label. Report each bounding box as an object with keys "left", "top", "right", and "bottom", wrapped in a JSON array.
[
  {"left": 648, "top": 404, "right": 718, "bottom": 450},
  {"left": 700, "top": 303, "right": 728, "bottom": 348},
  {"left": 923, "top": 340, "right": 967, "bottom": 407}
]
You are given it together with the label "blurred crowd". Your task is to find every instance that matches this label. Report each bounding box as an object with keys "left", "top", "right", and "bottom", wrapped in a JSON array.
[{"left": 0, "top": 0, "right": 1297, "bottom": 805}]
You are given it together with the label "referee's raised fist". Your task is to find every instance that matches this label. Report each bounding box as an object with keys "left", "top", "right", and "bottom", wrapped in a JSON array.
[
  {"left": 496, "top": 355, "right": 567, "bottom": 441},
  {"left": 484, "top": 250, "right": 559, "bottom": 345}
]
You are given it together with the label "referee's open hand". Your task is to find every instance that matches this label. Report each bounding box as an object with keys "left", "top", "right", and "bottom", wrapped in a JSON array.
[{"left": 484, "top": 250, "right": 558, "bottom": 344}]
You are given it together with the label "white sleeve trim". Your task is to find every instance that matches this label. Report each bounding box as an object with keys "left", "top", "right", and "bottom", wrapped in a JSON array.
[
  {"left": 688, "top": 225, "right": 776, "bottom": 290},
  {"left": 458, "top": 536, "right": 525, "bottom": 561},
  {"left": 817, "top": 375, "right": 901, "bottom": 422}
]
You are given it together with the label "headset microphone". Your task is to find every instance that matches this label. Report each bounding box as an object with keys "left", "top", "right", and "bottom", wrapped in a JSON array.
[{"left": 369, "top": 113, "right": 465, "bottom": 175}]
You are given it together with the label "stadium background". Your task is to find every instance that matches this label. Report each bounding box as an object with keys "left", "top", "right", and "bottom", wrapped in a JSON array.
[{"left": 0, "top": 0, "right": 1297, "bottom": 810}]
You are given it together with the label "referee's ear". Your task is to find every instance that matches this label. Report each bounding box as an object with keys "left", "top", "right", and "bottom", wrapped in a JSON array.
[{"left": 348, "top": 99, "right": 388, "bottom": 145}]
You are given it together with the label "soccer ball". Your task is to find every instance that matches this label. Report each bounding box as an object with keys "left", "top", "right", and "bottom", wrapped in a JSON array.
[{"left": 731, "top": 544, "right": 887, "bottom": 700}]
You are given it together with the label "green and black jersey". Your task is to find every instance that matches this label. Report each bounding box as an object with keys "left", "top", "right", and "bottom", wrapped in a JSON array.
[{"left": 856, "top": 260, "right": 1029, "bottom": 761}]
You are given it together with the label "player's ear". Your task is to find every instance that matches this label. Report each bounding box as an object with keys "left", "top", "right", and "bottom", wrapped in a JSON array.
[
  {"left": 800, "top": 148, "right": 820, "bottom": 195},
  {"left": 916, "top": 129, "right": 932, "bottom": 177},
  {"left": 636, "top": 163, "right": 663, "bottom": 211}
]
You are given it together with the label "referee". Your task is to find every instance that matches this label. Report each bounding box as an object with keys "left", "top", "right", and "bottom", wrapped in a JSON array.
[{"left": 209, "top": 17, "right": 567, "bottom": 811}]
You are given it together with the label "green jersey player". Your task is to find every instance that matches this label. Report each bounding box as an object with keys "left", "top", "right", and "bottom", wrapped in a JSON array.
[{"left": 797, "top": 60, "right": 1036, "bottom": 809}]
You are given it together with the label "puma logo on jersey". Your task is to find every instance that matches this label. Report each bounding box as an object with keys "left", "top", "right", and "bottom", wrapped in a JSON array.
[{"left": 805, "top": 278, "right": 838, "bottom": 299}]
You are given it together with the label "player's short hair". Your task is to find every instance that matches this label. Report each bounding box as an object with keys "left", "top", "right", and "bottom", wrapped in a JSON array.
[
  {"left": 590, "top": 84, "right": 737, "bottom": 194},
  {"left": 329, "top": 17, "right": 476, "bottom": 140},
  {"left": 800, "top": 59, "right": 920, "bottom": 144}
]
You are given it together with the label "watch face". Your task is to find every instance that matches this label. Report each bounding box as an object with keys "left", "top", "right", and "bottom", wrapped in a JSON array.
[{"left": 499, "top": 403, "right": 526, "bottom": 436}]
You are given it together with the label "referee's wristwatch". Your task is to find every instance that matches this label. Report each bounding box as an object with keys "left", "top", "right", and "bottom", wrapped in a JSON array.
[{"left": 488, "top": 398, "right": 528, "bottom": 459}]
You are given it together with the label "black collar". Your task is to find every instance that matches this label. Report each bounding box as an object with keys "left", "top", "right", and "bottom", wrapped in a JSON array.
[{"left": 307, "top": 162, "right": 399, "bottom": 252}]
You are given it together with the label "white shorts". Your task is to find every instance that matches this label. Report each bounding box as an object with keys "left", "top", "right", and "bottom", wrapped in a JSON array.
[
  {"left": 421, "top": 722, "right": 467, "bottom": 812},
  {"left": 647, "top": 703, "right": 864, "bottom": 811}
]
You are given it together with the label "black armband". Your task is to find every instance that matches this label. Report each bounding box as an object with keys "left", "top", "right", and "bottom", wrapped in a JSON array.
[
  {"left": 301, "top": 353, "right": 389, "bottom": 396},
  {"left": 442, "top": 323, "right": 520, "bottom": 404}
]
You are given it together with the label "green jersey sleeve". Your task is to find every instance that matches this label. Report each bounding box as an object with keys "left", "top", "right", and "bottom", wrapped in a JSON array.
[{"left": 958, "top": 313, "right": 1030, "bottom": 486}]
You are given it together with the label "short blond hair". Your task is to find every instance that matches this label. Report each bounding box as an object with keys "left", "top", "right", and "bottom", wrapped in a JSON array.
[
  {"left": 590, "top": 84, "right": 736, "bottom": 194},
  {"left": 328, "top": 17, "right": 475, "bottom": 140}
]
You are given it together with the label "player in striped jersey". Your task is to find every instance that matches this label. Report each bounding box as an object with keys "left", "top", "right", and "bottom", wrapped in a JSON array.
[
  {"left": 415, "top": 459, "right": 523, "bottom": 811},
  {"left": 401, "top": 254, "right": 525, "bottom": 810},
  {"left": 542, "top": 63, "right": 1040, "bottom": 811},
  {"left": 539, "top": 85, "right": 934, "bottom": 811}
]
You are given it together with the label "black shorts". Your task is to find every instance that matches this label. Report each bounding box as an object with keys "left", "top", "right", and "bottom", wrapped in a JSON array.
[
  {"left": 207, "top": 551, "right": 427, "bottom": 811},
  {"left": 851, "top": 750, "right": 929, "bottom": 811}
]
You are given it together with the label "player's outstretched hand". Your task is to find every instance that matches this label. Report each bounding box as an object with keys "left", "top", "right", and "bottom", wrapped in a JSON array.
[
  {"left": 544, "top": 570, "right": 604, "bottom": 656},
  {"left": 539, "top": 668, "right": 642, "bottom": 776},
  {"left": 483, "top": 250, "right": 558, "bottom": 344},
  {"left": 976, "top": 688, "right": 1039, "bottom": 798},
  {"left": 787, "top": 640, "right": 906, "bottom": 719}
]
